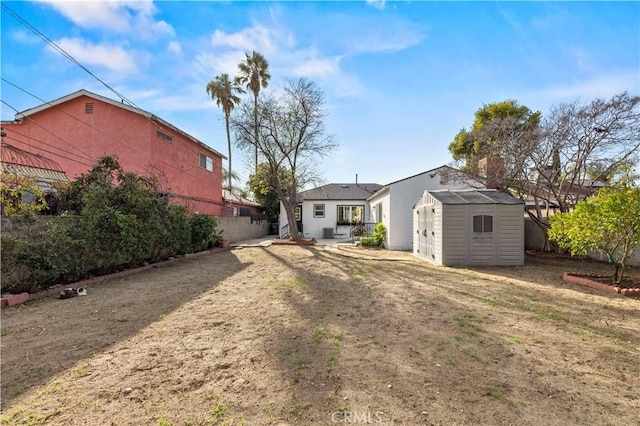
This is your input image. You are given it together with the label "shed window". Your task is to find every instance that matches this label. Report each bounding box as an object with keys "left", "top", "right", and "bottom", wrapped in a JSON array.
[
  {"left": 85, "top": 103, "right": 94, "bottom": 114},
  {"left": 313, "top": 204, "right": 325, "bottom": 218},
  {"left": 473, "top": 215, "right": 493, "bottom": 233},
  {"left": 157, "top": 130, "right": 173, "bottom": 143},
  {"left": 337, "top": 205, "right": 363, "bottom": 225},
  {"left": 295, "top": 206, "right": 301, "bottom": 221},
  {"left": 199, "top": 153, "right": 213, "bottom": 172}
]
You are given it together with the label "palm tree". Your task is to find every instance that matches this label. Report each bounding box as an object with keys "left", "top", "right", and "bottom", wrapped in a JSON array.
[
  {"left": 206, "top": 73, "right": 244, "bottom": 192},
  {"left": 236, "top": 51, "right": 270, "bottom": 172}
]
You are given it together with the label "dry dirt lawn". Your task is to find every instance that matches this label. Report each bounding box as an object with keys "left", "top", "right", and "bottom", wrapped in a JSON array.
[{"left": 1, "top": 245, "right": 639, "bottom": 425}]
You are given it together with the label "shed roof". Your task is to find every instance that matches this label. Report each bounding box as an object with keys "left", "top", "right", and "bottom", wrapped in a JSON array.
[
  {"left": 297, "top": 183, "right": 382, "bottom": 202},
  {"left": 425, "top": 189, "right": 524, "bottom": 205}
]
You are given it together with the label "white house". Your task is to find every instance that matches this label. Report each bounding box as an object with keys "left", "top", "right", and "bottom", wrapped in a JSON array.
[
  {"left": 367, "top": 166, "right": 483, "bottom": 250},
  {"left": 279, "top": 183, "right": 382, "bottom": 239},
  {"left": 413, "top": 189, "right": 525, "bottom": 266}
]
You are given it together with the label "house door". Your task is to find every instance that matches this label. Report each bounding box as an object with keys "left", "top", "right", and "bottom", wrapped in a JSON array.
[{"left": 295, "top": 205, "right": 303, "bottom": 233}]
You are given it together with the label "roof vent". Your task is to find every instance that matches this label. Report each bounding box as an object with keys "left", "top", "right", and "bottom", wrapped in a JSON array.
[{"left": 341, "top": 184, "right": 349, "bottom": 188}]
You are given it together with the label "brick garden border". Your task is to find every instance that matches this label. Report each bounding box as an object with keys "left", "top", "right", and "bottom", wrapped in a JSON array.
[{"left": 562, "top": 272, "right": 640, "bottom": 297}]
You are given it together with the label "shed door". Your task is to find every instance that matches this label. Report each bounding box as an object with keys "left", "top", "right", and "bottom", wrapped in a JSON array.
[
  {"left": 419, "top": 207, "right": 434, "bottom": 258},
  {"left": 425, "top": 207, "right": 434, "bottom": 260}
]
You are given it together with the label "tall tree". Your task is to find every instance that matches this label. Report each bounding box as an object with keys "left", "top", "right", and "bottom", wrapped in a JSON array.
[
  {"left": 232, "top": 78, "right": 337, "bottom": 239},
  {"left": 448, "top": 93, "right": 640, "bottom": 250},
  {"left": 236, "top": 51, "right": 271, "bottom": 173},
  {"left": 206, "top": 74, "right": 244, "bottom": 192},
  {"left": 448, "top": 100, "right": 541, "bottom": 175}
]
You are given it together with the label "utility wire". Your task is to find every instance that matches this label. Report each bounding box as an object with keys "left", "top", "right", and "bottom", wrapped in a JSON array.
[
  {"left": 2, "top": 99, "right": 95, "bottom": 162},
  {"left": 1, "top": 3, "right": 137, "bottom": 109},
  {"left": 4, "top": 128, "right": 95, "bottom": 167},
  {"left": 1, "top": 7, "right": 219, "bottom": 178},
  {"left": 3, "top": 135, "right": 94, "bottom": 169}
]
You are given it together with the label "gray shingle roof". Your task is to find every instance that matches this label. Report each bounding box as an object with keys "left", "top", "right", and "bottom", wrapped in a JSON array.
[
  {"left": 297, "top": 183, "right": 383, "bottom": 202},
  {"left": 426, "top": 189, "right": 524, "bottom": 205}
]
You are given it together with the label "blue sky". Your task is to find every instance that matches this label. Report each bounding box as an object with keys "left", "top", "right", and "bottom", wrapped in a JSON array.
[{"left": 1, "top": 1, "right": 639, "bottom": 188}]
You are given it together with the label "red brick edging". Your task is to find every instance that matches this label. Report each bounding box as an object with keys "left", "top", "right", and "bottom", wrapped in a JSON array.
[
  {"left": 562, "top": 272, "right": 640, "bottom": 297},
  {"left": 0, "top": 247, "right": 230, "bottom": 308}
]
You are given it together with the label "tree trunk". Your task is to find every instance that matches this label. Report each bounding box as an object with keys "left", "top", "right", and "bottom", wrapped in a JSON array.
[
  {"left": 253, "top": 93, "right": 259, "bottom": 173},
  {"left": 225, "top": 114, "right": 232, "bottom": 193},
  {"left": 282, "top": 199, "right": 300, "bottom": 240}
]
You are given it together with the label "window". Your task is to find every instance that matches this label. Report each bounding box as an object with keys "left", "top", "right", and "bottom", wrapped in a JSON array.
[
  {"left": 473, "top": 215, "right": 493, "bottom": 233},
  {"left": 337, "top": 205, "right": 364, "bottom": 225},
  {"left": 295, "top": 206, "right": 301, "bottom": 221},
  {"left": 85, "top": 103, "right": 94, "bottom": 114},
  {"left": 157, "top": 130, "right": 173, "bottom": 143},
  {"left": 375, "top": 203, "right": 383, "bottom": 223},
  {"left": 199, "top": 153, "right": 213, "bottom": 172},
  {"left": 313, "top": 204, "right": 325, "bottom": 218}
]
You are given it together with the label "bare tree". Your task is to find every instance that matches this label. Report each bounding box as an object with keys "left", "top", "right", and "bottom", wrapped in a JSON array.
[
  {"left": 450, "top": 92, "right": 639, "bottom": 250},
  {"left": 232, "top": 78, "right": 337, "bottom": 239},
  {"left": 525, "top": 92, "right": 640, "bottom": 233}
]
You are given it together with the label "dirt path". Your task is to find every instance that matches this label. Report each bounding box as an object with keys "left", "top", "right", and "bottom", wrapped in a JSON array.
[{"left": 1, "top": 246, "right": 639, "bottom": 425}]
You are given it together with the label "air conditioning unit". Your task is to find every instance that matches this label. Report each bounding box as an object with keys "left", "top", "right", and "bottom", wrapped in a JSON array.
[{"left": 323, "top": 227, "right": 334, "bottom": 239}]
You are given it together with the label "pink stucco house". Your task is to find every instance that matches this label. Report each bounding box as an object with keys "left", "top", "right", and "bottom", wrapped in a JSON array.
[{"left": 2, "top": 90, "right": 226, "bottom": 215}]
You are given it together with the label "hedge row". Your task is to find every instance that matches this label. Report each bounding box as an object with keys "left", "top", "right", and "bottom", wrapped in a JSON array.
[{"left": 1, "top": 157, "right": 220, "bottom": 294}]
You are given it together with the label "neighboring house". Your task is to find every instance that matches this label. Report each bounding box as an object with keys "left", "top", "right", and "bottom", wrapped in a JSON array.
[
  {"left": 222, "top": 189, "right": 261, "bottom": 216},
  {"left": 279, "top": 182, "right": 382, "bottom": 239},
  {"left": 413, "top": 189, "right": 524, "bottom": 266},
  {"left": 1, "top": 140, "right": 71, "bottom": 190},
  {"left": 368, "top": 166, "right": 483, "bottom": 250},
  {"left": 2, "top": 90, "right": 226, "bottom": 215}
]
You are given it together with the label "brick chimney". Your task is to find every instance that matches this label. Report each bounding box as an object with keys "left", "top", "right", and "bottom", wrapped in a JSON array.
[{"left": 478, "top": 157, "right": 505, "bottom": 190}]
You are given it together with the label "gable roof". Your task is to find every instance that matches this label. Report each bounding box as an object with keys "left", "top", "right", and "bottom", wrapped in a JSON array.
[
  {"left": 368, "top": 165, "right": 482, "bottom": 200},
  {"left": 14, "top": 89, "right": 226, "bottom": 159},
  {"left": 425, "top": 189, "right": 524, "bottom": 205},
  {"left": 297, "top": 183, "right": 382, "bottom": 202}
]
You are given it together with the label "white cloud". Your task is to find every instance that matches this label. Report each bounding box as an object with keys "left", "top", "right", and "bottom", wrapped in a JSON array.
[
  {"left": 51, "top": 37, "right": 139, "bottom": 73},
  {"left": 39, "top": 0, "right": 174, "bottom": 38},
  {"left": 292, "top": 56, "right": 341, "bottom": 78},
  {"left": 168, "top": 41, "right": 183, "bottom": 56},
  {"left": 523, "top": 71, "right": 640, "bottom": 109},
  {"left": 195, "top": 50, "right": 247, "bottom": 78},
  {"left": 10, "top": 29, "right": 41, "bottom": 44},
  {"left": 210, "top": 25, "right": 277, "bottom": 55},
  {"left": 366, "top": 0, "right": 386, "bottom": 10}
]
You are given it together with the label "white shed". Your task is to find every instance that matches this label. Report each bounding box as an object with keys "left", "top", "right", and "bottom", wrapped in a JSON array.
[{"left": 413, "top": 189, "right": 524, "bottom": 266}]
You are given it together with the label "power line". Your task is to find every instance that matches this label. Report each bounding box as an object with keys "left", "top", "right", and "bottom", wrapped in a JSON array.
[
  {"left": 2, "top": 94, "right": 199, "bottom": 178},
  {"left": 1, "top": 99, "right": 94, "bottom": 162},
  {"left": 1, "top": 7, "right": 221, "bottom": 178},
  {"left": 1, "top": 3, "right": 137, "bottom": 110},
  {"left": 0, "top": 3, "right": 215, "bottom": 159},
  {"left": 2, "top": 128, "right": 95, "bottom": 168},
  {"left": 3, "top": 135, "right": 94, "bottom": 169}
]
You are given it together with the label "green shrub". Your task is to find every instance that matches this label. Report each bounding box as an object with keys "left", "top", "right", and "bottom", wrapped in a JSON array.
[
  {"left": 1, "top": 156, "right": 205, "bottom": 294},
  {"left": 360, "top": 236, "right": 378, "bottom": 247},
  {"left": 190, "top": 214, "right": 219, "bottom": 252},
  {"left": 372, "top": 223, "right": 387, "bottom": 247}
]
